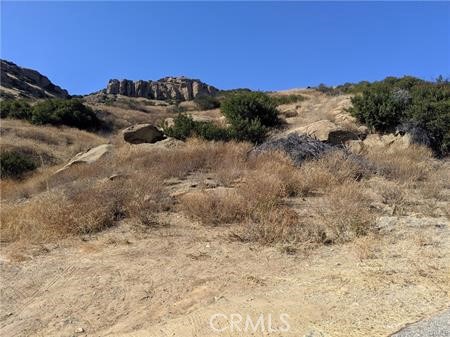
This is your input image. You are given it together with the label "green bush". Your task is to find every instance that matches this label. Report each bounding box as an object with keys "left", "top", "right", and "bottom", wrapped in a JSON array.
[
  {"left": 271, "top": 94, "right": 305, "bottom": 106},
  {"left": 221, "top": 91, "right": 279, "bottom": 127},
  {"left": 0, "top": 151, "right": 37, "bottom": 179},
  {"left": 31, "top": 99, "right": 101, "bottom": 130},
  {"left": 0, "top": 100, "right": 32, "bottom": 120},
  {"left": 193, "top": 95, "right": 220, "bottom": 110},
  {"left": 162, "top": 114, "right": 230, "bottom": 141},
  {"left": 227, "top": 118, "right": 268, "bottom": 143},
  {"left": 163, "top": 113, "right": 267, "bottom": 143},
  {"left": 348, "top": 76, "right": 450, "bottom": 155},
  {"left": 0, "top": 98, "right": 102, "bottom": 131}
]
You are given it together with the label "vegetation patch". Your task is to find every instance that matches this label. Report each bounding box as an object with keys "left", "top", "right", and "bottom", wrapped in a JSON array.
[
  {"left": 193, "top": 94, "right": 220, "bottom": 110},
  {"left": 348, "top": 76, "right": 449, "bottom": 155},
  {"left": 270, "top": 94, "right": 305, "bottom": 106},
  {"left": 0, "top": 150, "right": 38, "bottom": 179},
  {"left": 163, "top": 91, "right": 280, "bottom": 143},
  {"left": 1, "top": 98, "right": 102, "bottom": 130}
]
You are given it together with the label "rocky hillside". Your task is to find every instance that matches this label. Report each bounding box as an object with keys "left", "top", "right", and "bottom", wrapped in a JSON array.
[
  {"left": 0, "top": 60, "right": 69, "bottom": 99},
  {"left": 104, "top": 76, "right": 218, "bottom": 101}
]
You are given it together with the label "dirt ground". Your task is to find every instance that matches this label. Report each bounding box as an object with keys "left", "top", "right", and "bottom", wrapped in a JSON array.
[{"left": 1, "top": 206, "right": 449, "bottom": 337}]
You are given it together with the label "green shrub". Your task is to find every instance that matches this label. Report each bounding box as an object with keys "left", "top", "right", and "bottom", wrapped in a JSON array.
[
  {"left": 221, "top": 92, "right": 279, "bottom": 127},
  {"left": 406, "top": 83, "right": 450, "bottom": 155},
  {"left": 1, "top": 98, "right": 102, "bottom": 131},
  {"left": 0, "top": 151, "right": 37, "bottom": 179},
  {"left": 228, "top": 118, "right": 267, "bottom": 144},
  {"left": 271, "top": 94, "right": 305, "bottom": 106},
  {"left": 194, "top": 120, "right": 230, "bottom": 141},
  {"left": 348, "top": 76, "right": 450, "bottom": 155},
  {"left": 163, "top": 113, "right": 267, "bottom": 143},
  {"left": 0, "top": 100, "right": 32, "bottom": 120},
  {"left": 31, "top": 99, "right": 101, "bottom": 130},
  {"left": 162, "top": 114, "right": 230, "bottom": 141},
  {"left": 194, "top": 95, "right": 220, "bottom": 110},
  {"left": 163, "top": 114, "right": 198, "bottom": 140}
]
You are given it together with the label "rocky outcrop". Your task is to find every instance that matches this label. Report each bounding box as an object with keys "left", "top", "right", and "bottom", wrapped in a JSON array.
[
  {"left": 0, "top": 59, "right": 69, "bottom": 99},
  {"left": 122, "top": 124, "right": 165, "bottom": 144},
  {"left": 105, "top": 76, "right": 218, "bottom": 101}
]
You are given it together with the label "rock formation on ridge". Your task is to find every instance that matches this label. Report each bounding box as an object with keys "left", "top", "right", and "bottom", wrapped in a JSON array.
[{"left": 105, "top": 76, "right": 218, "bottom": 101}]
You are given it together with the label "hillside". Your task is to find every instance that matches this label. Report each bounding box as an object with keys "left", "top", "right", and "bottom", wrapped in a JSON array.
[
  {"left": 0, "top": 63, "right": 449, "bottom": 337},
  {"left": 0, "top": 60, "right": 69, "bottom": 99},
  {"left": 0, "top": 71, "right": 450, "bottom": 337}
]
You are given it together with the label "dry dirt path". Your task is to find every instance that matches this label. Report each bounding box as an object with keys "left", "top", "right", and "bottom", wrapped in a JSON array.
[{"left": 1, "top": 212, "right": 449, "bottom": 337}]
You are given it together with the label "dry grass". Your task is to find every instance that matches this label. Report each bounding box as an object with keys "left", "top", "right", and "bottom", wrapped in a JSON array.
[
  {"left": 1, "top": 183, "right": 123, "bottom": 242},
  {"left": 0, "top": 119, "right": 106, "bottom": 164},
  {"left": 365, "top": 144, "right": 433, "bottom": 183},
  {"left": 2, "top": 126, "right": 447, "bottom": 250},
  {"left": 317, "top": 182, "right": 376, "bottom": 243},
  {"left": 179, "top": 189, "right": 246, "bottom": 225}
]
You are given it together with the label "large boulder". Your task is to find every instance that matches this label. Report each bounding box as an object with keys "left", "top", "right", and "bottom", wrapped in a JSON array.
[
  {"left": 122, "top": 124, "right": 165, "bottom": 144},
  {"left": 55, "top": 144, "right": 113, "bottom": 173},
  {"left": 252, "top": 133, "right": 333, "bottom": 166},
  {"left": 295, "top": 120, "right": 361, "bottom": 145}
]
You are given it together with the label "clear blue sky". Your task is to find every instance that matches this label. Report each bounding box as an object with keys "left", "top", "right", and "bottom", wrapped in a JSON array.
[{"left": 1, "top": 2, "right": 449, "bottom": 95}]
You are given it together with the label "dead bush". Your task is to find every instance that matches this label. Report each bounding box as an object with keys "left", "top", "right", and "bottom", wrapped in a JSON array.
[
  {"left": 242, "top": 206, "right": 326, "bottom": 244},
  {"left": 238, "top": 171, "right": 287, "bottom": 209},
  {"left": 0, "top": 182, "right": 124, "bottom": 242},
  {"left": 128, "top": 139, "right": 251, "bottom": 180},
  {"left": 317, "top": 182, "right": 376, "bottom": 243},
  {"left": 124, "top": 173, "right": 173, "bottom": 227},
  {"left": 179, "top": 189, "right": 246, "bottom": 225},
  {"left": 365, "top": 145, "right": 433, "bottom": 183},
  {"left": 292, "top": 151, "right": 369, "bottom": 196}
]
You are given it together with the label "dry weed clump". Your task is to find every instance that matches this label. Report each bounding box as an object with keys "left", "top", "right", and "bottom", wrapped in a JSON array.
[
  {"left": 365, "top": 145, "right": 433, "bottom": 183},
  {"left": 124, "top": 173, "right": 173, "bottom": 227},
  {"left": 317, "top": 182, "right": 376, "bottom": 243},
  {"left": 242, "top": 206, "right": 324, "bottom": 244},
  {"left": 419, "top": 163, "right": 450, "bottom": 200},
  {"left": 287, "top": 151, "right": 370, "bottom": 196},
  {"left": 0, "top": 182, "right": 123, "bottom": 242},
  {"left": 0, "top": 171, "right": 172, "bottom": 242},
  {"left": 179, "top": 189, "right": 246, "bottom": 225},
  {"left": 126, "top": 139, "right": 251, "bottom": 180},
  {"left": 238, "top": 171, "right": 287, "bottom": 209}
]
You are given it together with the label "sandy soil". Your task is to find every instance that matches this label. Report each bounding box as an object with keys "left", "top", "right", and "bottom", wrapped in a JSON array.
[{"left": 1, "top": 203, "right": 449, "bottom": 337}]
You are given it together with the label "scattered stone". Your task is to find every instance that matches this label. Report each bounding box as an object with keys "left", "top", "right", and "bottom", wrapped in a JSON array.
[
  {"left": 55, "top": 144, "right": 113, "bottom": 174},
  {"left": 75, "top": 327, "right": 84, "bottom": 333},
  {"left": 122, "top": 124, "right": 165, "bottom": 144}
]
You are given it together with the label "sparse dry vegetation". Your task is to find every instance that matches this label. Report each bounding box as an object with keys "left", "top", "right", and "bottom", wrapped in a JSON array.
[{"left": 1, "top": 88, "right": 449, "bottom": 337}]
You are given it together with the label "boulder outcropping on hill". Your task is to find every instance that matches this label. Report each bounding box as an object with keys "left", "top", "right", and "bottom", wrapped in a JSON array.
[
  {"left": 105, "top": 77, "right": 218, "bottom": 101},
  {"left": 0, "top": 59, "right": 69, "bottom": 99}
]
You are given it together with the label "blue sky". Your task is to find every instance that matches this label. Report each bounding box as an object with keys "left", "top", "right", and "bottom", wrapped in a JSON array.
[{"left": 1, "top": 2, "right": 449, "bottom": 95}]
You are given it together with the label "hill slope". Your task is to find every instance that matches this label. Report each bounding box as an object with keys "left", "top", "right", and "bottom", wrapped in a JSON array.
[{"left": 0, "top": 60, "right": 69, "bottom": 99}]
